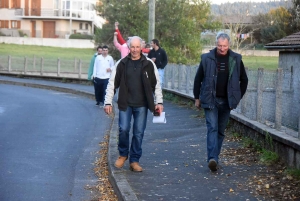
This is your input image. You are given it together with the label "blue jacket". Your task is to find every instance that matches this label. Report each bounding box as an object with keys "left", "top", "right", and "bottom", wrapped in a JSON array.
[{"left": 193, "top": 48, "right": 248, "bottom": 109}]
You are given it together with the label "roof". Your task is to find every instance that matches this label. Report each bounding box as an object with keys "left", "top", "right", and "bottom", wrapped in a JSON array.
[{"left": 265, "top": 32, "right": 300, "bottom": 51}]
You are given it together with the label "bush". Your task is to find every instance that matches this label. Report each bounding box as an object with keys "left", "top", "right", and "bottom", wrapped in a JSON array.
[{"left": 69, "top": 33, "right": 93, "bottom": 40}]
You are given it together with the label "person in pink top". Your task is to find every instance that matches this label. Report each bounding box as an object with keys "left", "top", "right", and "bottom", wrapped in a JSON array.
[
  {"left": 113, "top": 22, "right": 150, "bottom": 58},
  {"left": 113, "top": 22, "right": 130, "bottom": 59}
]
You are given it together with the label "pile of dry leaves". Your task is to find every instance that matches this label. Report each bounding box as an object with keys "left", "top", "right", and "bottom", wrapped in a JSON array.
[{"left": 221, "top": 132, "right": 300, "bottom": 201}]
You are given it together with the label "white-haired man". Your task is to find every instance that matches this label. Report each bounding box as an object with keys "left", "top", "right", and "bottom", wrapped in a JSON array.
[
  {"left": 104, "top": 36, "right": 163, "bottom": 172},
  {"left": 193, "top": 32, "right": 248, "bottom": 172}
]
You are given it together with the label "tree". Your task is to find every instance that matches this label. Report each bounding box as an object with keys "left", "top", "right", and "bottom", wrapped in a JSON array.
[
  {"left": 252, "top": 7, "right": 292, "bottom": 44},
  {"left": 215, "top": 2, "right": 253, "bottom": 51},
  {"left": 288, "top": 0, "right": 300, "bottom": 33},
  {"left": 95, "top": 0, "right": 216, "bottom": 64}
]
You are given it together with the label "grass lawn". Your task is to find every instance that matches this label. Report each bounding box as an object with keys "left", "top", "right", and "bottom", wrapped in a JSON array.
[
  {"left": 243, "top": 56, "right": 278, "bottom": 71},
  {"left": 0, "top": 43, "right": 95, "bottom": 61},
  {"left": 0, "top": 43, "right": 279, "bottom": 71}
]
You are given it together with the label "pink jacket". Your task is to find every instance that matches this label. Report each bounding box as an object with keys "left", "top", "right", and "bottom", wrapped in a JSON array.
[{"left": 114, "top": 40, "right": 130, "bottom": 59}]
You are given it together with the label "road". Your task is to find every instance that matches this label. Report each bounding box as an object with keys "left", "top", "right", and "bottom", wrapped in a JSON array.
[{"left": 0, "top": 84, "right": 111, "bottom": 201}]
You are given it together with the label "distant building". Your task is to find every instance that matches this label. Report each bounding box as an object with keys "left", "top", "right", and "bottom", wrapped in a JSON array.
[{"left": 0, "top": 0, "right": 105, "bottom": 38}]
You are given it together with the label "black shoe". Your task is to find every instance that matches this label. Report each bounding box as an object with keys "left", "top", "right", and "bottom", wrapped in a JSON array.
[
  {"left": 208, "top": 159, "right": 217, "bottom": 171},
  {"left": 96, "top": 102, "right": 100, "bottom": 106}
]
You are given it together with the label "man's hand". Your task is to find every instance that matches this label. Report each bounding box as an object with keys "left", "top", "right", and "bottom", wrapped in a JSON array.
[
  {"left": 155, "top": 104, "right": 164, "bottom": 114},
  {"left": 104, "top": 105, "right": 113, "bottom": 115},
  {"left": 106, "top": 68, "right": 111, "bottom": 72},
  {"left": 195, "top": 99, "right": 201, "bottom": 109}
]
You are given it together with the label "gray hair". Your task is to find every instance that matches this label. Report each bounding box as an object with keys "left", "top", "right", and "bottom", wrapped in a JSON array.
[
  {"left": 216, "top": 32, "right": 230, "bottom": 43},
  {"left": 127, "top": 36, "right": 143, "bottom": 47}
]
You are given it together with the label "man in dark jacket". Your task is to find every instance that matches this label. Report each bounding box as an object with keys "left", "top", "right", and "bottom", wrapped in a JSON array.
[
  {"left": 193, "top": 32, "right": 248, "bottom": 172},
  {"left": 104, "top": 36, "right": 163, "bottom": 172},
  {"left": 148, "top": 39, "right": 168, "bottom": 87}
]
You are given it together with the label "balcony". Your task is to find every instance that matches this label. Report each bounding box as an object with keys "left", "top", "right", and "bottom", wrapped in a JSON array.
[{"left": 14, "top": 8, "right": 95, "bottom": 21}]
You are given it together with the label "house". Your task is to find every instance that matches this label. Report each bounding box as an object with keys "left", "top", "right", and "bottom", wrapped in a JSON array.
[
  {"left": 264, "top": 32, "right": 300, "bottom": 72},
  {"left": 265, "top": 32, "right": 300, "bottom": 136},
  {"left": 0, "top": 0, "right": 105, "bottom": 38}
]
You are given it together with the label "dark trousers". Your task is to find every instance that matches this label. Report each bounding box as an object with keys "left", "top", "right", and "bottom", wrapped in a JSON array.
[{"left": 94, "top": 77, "right": 109, "bottom": 103}]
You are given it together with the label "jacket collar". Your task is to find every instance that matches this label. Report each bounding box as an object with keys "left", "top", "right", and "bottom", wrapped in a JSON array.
[{"left": 121, "top": 53, "right": 148, "bottom": 65}]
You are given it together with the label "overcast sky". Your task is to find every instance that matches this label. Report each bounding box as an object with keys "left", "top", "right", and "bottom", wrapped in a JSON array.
[{"left": 210, "top": 0, "right": 280, "bottom": 4}]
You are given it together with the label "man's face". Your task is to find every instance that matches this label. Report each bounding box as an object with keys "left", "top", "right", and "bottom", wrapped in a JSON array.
[
  {"left": 130, "top": 38, "right": 141, "bottom": 60},
  {"left": 97, "top": 48, "right": 103, "bottom": 55},
  {"left": 102, "top": 48, "right": 108, "bottom": 56},
  {"left": 150, "top": 41, "right": 155, "bottom": 49},
  {"left": 216, "top": 38, "right": 229, "bottom": 56},
  {"left": 141, "top": 40, "right": 146, "bottom": 48}
]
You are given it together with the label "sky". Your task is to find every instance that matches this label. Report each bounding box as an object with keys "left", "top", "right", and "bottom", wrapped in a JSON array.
[{"left": 210, "top": 0, "right": 281, "bottom": 4}]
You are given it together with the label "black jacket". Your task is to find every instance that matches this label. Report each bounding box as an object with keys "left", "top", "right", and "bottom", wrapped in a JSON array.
[
  {"left": 104, "top": 54, "right": 163, "bottom": 112},
  {"left": 147, "top": 47, "right": 168, "bottom": 69}
]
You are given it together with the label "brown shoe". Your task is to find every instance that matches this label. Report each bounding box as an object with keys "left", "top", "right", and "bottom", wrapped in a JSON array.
[
  {"left": 114, "top": 156, "right": 128, "bottom": 168},
  {"left": 130, "top": 162, "right": 143, "bottom": 172}
]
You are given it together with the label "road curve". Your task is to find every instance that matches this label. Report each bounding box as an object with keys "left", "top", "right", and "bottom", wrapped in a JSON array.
[{"left": 0, "top": 84, "right": 112, "bottom": 201}]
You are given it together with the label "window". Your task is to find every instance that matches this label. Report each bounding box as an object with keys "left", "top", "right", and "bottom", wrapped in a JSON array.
[
  {"left": 79, "top": 23, "right": 82, "bottom": 29},
  {"left": 0, "top": 0, "right": 9, "bottom": 8},
  {"left": 11, "top": 0, "right": 21, "bottom": 8},
  {"left": 85, "top": 23, "right": 88, "bottom": 30},
  {"left": 0, "top": 20, "right": 9, "bottom": 28},
  {"left": 11, "top": 20, "right": 20, "bottom": 29}
]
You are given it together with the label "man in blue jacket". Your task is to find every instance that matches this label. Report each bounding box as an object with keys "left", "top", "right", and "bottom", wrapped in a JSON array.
[
  {"left": 193, "top": 32, "right": 248, "bottom": 172},
  {"left": 148, "top": 39, "right": 168, "bottom": 87}
]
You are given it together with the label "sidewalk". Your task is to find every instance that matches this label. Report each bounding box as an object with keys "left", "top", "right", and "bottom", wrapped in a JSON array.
[{"left": 0, "top": 75, "right": 266, "bottom": 201}]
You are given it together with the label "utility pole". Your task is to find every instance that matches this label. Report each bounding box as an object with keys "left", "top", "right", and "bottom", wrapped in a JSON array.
[{"left": 148, "top": 0, "right": 155, "bottom": 43}]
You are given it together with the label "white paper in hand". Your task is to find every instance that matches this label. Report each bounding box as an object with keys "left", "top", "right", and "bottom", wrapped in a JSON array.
[{"left": 152, "top": 112, "right": 166, "bottom": 123}]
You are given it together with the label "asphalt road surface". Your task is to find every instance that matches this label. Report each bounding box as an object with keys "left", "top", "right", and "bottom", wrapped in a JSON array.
[{"left": 0, "top": 84, "right": 111, "bottom": 201}]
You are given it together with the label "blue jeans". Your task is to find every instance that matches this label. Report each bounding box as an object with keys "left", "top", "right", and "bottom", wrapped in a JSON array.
[
  {"left": 118, "top": 106, "right": 148, "bottom": 163},
  {"left": 94, "top": 78, "right": 108, "bottom": 103},
  {"left": 204, "top": 97, "right": 231, "bottom": 163},
  {"left": 158, "top": 68, "right": 164, "bottom": 87}
]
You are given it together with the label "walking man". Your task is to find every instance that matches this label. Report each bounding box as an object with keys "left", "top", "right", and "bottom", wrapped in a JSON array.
[
  {"left": 92, "top": 45, "right": 114, "bottom": 107},
  {"left": 88, "top": 46, "right": 102, "bottom": 105},
  {"left": 104, "top": 36, "right": 163, "bottom": 172},
  {"left": 193, "top": 32, "right": 248, "bottom": 171},
  {"left": 148, "top": 39, "right": 168, "bottom": 87}
]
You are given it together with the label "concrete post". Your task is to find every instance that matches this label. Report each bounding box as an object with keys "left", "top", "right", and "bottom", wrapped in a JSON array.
[
  {"left": 24, "top": 57, "right": 27, "bottom": 74},
  {"left": 78, "top": 59, "right": 82, "bottom": 79},
  {"left": 171, "top": 66, "right": 175, "bottom": 90},
  {"left": 57, "top": 58, "right": 60, "bottom": 77},
  {"left": 256, "top": 68, "right": 264, "bottom": 123},
  {"left": 275, "top": 68, "right": 283, "bottom": 130},
  {"left": 74, "top": 58, "right": 77, "bottom": 72},
  {"left": 178, "top": 64, "right": 182, "bottom": 91},
  {"left": 40, "top": 57, "right": 44, "bottom": 76},
  {"left": 163, "top": 65, "right": 167, "bottom": 89},
  {"left": 33, "top": 55, "right": 36, "bottom": 71},
  {"left": 148, "top": 0, "right": 155, "bottom": 43},
  {"left": 298, "top": 116, "right": 300, "bottom": 139},
  {"left": 186, "top": 66, "right": 191, "bottom": 94},
  {"left": 8, "top": 55, "right": 11, "bottom": 72}
]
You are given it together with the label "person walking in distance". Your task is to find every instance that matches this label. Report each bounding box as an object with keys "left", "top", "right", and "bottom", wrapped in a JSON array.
[
  {"left": 147, "top": 39, "right": 168, "bottom": 87},
  {"left": 92, "top": 45, "right": 114, "bottom": 107},
  {"left": 193, "top": 32, "right": 248, "bottom": 172},
  {"left": 104, "top": 36, "right": 163, "bottom": 172},
  {"left": 88, "top": 46, "right": 102, "bottom": 105}
]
